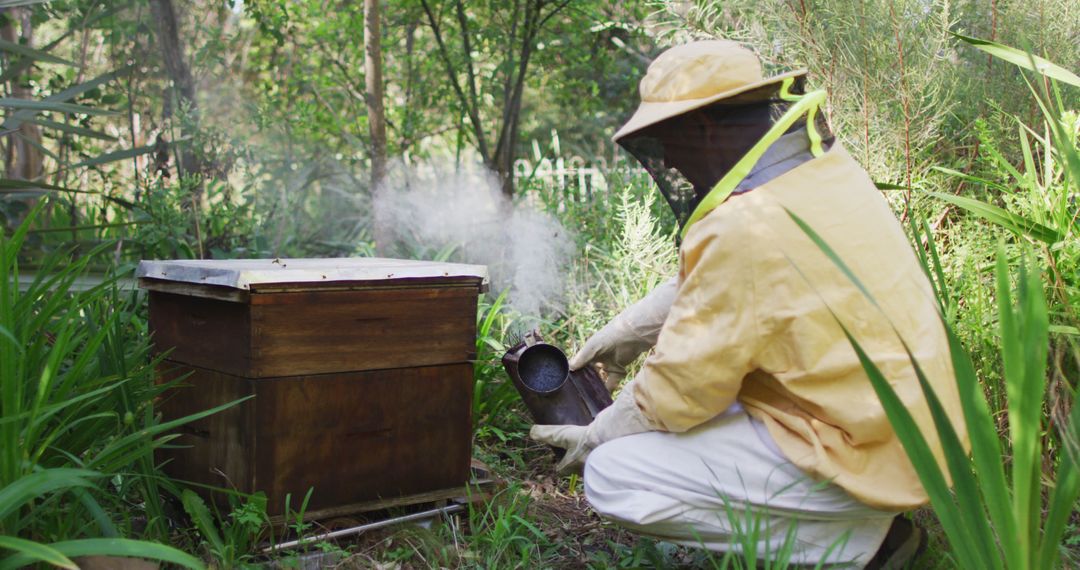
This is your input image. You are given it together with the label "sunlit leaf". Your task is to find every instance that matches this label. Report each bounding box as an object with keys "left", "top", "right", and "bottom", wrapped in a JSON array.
[{"left": 952, "top": 33, "right": 1080, "bottom": 87}]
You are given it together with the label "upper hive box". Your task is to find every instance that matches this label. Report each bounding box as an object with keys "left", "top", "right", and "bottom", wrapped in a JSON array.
[{"left": 137, "top": 257, "right": 488, "bottom": 516}]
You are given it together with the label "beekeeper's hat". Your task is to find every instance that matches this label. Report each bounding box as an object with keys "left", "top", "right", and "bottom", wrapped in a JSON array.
[{"left": 613, "top": 40, "right": 807, "bottom": 142}]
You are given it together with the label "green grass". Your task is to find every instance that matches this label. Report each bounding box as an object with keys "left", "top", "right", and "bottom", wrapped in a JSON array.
[{"left": 0, "top": 204, "right": 246, "bottom": 569}]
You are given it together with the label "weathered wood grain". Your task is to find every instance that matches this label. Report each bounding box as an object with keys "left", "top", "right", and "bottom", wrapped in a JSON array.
[
  {"left": 249, "top": 286, "right": 478, "bottom": 377},
  {"left": 148, "top": 285, "right": 479, "bottom": 378},
  {"left": 156, "top": 363, "right": 255, "bottom": 493},
  {"left": 149, "top": 292, "right": 252, "bottom": 377},
  {"left": 157, "top": 362, "right": 474, "bottom": 516}
]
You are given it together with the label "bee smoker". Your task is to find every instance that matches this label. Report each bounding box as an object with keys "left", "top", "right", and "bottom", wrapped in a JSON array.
[{"left": 501, "top": 331, "right": 613, "bottom": 426}]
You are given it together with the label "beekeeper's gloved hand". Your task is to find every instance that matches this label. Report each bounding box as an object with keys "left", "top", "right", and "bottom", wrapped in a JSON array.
[
  {"left": 570, "top": 277, "right": 678, "bottom": 392},
  {"left": 529, "top": 380, "right": 656, "bottom": 472}
]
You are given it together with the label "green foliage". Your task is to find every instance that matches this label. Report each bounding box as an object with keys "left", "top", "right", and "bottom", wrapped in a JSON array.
[
  {"left": 180, "top": 489, "right": 267, "bottom": 569},
  {"left": 473, "top": 290, "right": 530, "bottom": 443},
  {"left": 561, "top": 187, "right": 676, "bottom": 369},
  {"left": 131, "top": 176, "right": 264, "bottom": 261},
  {"left": 794, "top": 203, "right": 1079, "bottom": 569},
  {"left": 0, "top": 204, "right": 222, "bottom": 567}
]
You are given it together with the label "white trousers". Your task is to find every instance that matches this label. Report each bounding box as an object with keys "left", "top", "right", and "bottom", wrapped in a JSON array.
[{"left": 583, "top": 409, "right": 894, "bottom": 567}]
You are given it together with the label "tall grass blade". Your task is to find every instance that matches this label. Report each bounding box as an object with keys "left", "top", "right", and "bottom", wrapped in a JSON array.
[
  {"left": 783, "top": 208, "right": 1039, "bottom": 567},
  {"left": 996, "top": 254, "right": 1045, "bottom": 565},
  {"left": 0, "top": 539, "right": 205, "bottom": 570},
  {"left": 0, "top": 99, "right": 116, "bottom": 116},
  {"left": 930, "top": 166, "right": 1009, "bottom": 192},
  {"left": 1038, "top": 452, "right": 1080, "bottom": 568},
  {"left": 929, "top": 192, "right": 1060, "bottom": 243},
  {"left": 26, "top": 118, "right": 117, "bottom": 141},
  {"left": 0, "top": 536, "right": 76, "bottom": 569},
  {"left": 1, "top": 69, "right": 122, "bottom": 130},
  {"left": 0, "top": 39, "right": 74, "bottom": 67},
  {"left": 0, "top": 469, "right": 98, "bottom": 521},
  {"left": 66, "top": 145, "right": 159, "bottom": 170},
  {"left": 943, "top": 325, "right": 1019, "bottom": 567},
  {"left": 951, "top": 33, "right": 1080, "bottom": 87},
  {"left": 906, "top": 340, "right": 1001, "bottom": 568},
  {"left": 840, "top": 327, "right": 981, "bottom": 565}
]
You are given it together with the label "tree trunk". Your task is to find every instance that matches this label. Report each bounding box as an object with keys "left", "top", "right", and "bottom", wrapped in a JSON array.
[
  {"left": 364, "top": 0, "right": 391, "bottom": 253},
  {"left": 1, "top": 7, "right": 43, "bottom": 183},
  {"left": 149, "top": 0, "right": 204, "bottom": 194}
]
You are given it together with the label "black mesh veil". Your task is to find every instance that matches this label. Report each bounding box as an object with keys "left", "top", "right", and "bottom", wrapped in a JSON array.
[{"left": 616, "top": 76, "right": 831, "bottom": 230}]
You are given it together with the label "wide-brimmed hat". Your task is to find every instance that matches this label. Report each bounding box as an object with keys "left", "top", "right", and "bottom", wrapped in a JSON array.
[{"left": 613, "top": 40, "right": 807, "bottom": 142}]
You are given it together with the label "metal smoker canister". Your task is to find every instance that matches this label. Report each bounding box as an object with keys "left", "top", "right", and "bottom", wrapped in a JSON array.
[{"left": 501, "top": 332, "right": 612, "bottom": 426}]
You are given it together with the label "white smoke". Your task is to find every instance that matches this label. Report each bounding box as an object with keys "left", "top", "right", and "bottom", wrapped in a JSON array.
[{"left": 375, "top": 162, "right": 574, "bottom": 318}]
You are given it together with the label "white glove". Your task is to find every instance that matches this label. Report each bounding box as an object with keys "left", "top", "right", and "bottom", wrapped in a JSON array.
[
  {"left": 529, "top": 380, "right": 656, "bottom": 472},
  {"left": 570, "top": 277, "right": 678, "bottom": 392}
]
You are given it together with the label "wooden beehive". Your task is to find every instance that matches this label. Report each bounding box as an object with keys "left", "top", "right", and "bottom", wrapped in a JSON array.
[{"left": 137, "top": 258, "right": 488, "bottom": 517}]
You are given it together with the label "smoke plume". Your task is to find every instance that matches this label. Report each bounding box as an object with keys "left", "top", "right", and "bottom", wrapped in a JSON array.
[{"left": 375, "top": 162, "right": 574, "bottom": 319}]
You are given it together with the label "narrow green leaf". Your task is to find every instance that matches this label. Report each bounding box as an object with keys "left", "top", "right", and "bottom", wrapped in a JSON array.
[
  {"left": 842, "top": 327, "right": 983, "bottom": 565},
  {"left": 0, "top": 324, "right": 18, "bottom": 350},
  {"left": 14, "top": 131, "right": 60, "bottom": 161},
  {"left": 0, "top": 0, "right": 48, "bottom": 7},
  {"left": 1039, "top": 449, "right": 1080, "bottom": 567},
  {"left": 73, "top": 487, "right": 119, "bottom": 538},
  {"left": 873, "top": 181, "right": 909, "bottom": 191},
  {"left": 0, "top": 39, "right": 75, "bottom": 67},
  {"left": 29, "top": 117, "right": 118, "bottom": 141},
  {"left": 930, "top": 166, "right": 1009, "bottom": 192},
  {"left": 25, "top": 221, "right": 141, "bottom": 234},
  {"left": 0, "top": 98, "right": 116, "bottom": 116},
  {"left": 952, "top": 32, "right": 1080, "bottom": 87},
  {"left": 921, "top": 216, "right": 952, "bottom": 314},
  {"left": 0, "top": 539, "right": 204, "bottom": 570},
  {"left": 930, "top": 192, "right": 1060, "bottom": 243},
  {"left": 87, "top": 396, "right": 252, "bottom": 472},
  {"left": 1049, "top": 324, "right": 1079, "bottom": 336},
  {"left": 0, "top": 469, "right": 99, "bottom": 520},
  {"left": 1, "top": 70, "right": 123, "bottom": 130},
  {"left": 903, "top": 340, "right": 1001, "bottom": 569},
  {"left": 181, "top": 490, "right": 226, "bottom": 555},
  {"left": 66, "top": 144, "right": 157, "bottom": 170},
  {"left": 0, "top": 178, "right": 91, "bottom": 193},
  {"left": 998, "top": 253, "right": 1048, "bottom": 565},
  {"left": 785, "top": 210, "right": 880, "bottom": 309},
  {"left": 0, "top": 536, "right": 76, "bottom": 569},
  {"left": 944, "top": 324, "right": 1019, "bottom": 567}
]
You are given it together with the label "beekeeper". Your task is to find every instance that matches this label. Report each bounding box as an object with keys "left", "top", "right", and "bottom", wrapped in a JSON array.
[{"left": 530, "top": 40, "right": 967, "bottom": 567}]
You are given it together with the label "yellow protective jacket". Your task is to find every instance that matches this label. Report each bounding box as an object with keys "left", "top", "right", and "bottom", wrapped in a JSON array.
[{"left": 633, "top": 142, "right": 968, "bottom": 511}]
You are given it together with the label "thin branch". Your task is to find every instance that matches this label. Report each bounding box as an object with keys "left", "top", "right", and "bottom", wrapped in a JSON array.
[
  {"left": 494, "top": 0, "right": 533, "bottom": 162},
  {"left": 454, "top": 0, "right": 485, "bottom": 150},
  {"left": 536, "top": 0, "right": 572, "bottom": 30},
  {"left": 420, "top": 0, "right": 489, "bottom": 162}
]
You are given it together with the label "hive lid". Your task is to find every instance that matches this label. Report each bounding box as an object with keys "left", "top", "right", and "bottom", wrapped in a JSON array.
[{"left": 136, "top": 257, "right": 489, "bottom": 291}]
